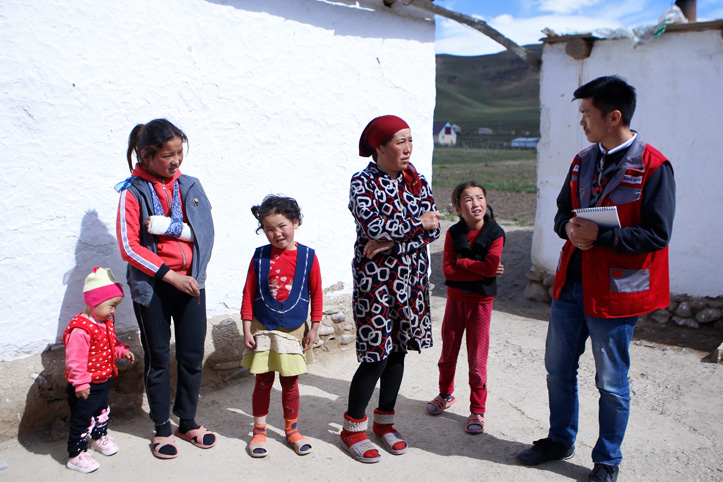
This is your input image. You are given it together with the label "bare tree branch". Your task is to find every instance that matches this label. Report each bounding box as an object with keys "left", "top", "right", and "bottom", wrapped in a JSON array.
[{"left": 384, "top": 0, "right": 541, "bottom": 70}]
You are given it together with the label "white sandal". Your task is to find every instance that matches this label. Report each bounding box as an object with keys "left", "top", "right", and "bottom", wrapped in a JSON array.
[
  {"left": 376, "top": 431, "right": 408, "bottom": 455},
  {"left": 344, "top": 438, "right": 381, "bottom": 463}
]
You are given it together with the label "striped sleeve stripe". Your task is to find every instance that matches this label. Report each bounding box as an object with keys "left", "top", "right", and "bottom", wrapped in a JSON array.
[{"left": 118, "top": 189, "right": 160, "bottom": 274}]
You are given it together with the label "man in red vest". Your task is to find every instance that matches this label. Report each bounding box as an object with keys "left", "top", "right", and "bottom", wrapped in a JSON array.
[{"left": 517, "top": 76, "right": 675, "bottom": 482}]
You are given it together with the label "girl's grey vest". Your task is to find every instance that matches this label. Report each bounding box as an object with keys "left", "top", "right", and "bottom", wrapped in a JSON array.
[{"left": 123, "top": 174, "right": 214, "bottom": 306}]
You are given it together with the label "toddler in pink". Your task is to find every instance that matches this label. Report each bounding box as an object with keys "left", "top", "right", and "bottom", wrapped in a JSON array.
[{"left": 64, "top": 267, "right": 135, "bottom": 473}]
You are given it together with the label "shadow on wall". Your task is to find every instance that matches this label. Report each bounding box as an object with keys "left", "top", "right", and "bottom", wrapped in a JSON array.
[
  {"left": 16, "top": 210, "right": 144, "bottom": 450},
  {"left": 56, "top": 209, "right": 135, "bottom": 343}
]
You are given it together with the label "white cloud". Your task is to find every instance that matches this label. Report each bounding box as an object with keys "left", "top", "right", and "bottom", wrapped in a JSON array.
[
  {"left": 495, "top": 13, "right": 515, "bottom": 23},
  {"left": 432, "top": 0, "right": 719, "bottom": 56},
  {"left": 435, "top": 13, "right": 625, "bottom": 56},
  {"left": 537, "top": 0, "right": 602, "bottom": 15}
]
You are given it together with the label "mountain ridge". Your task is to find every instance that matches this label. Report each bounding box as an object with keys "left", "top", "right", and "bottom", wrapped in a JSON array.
[{"left": 434, "top": 44, "right": 542, "bottom": 136}]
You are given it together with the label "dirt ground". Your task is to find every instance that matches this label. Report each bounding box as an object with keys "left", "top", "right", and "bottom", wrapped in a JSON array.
[
  {"left": 1, "top": 218, "right": 722, "bottom": 481},
  {"left": 433, "top": 187, "right": 538, "bottom": 226}
]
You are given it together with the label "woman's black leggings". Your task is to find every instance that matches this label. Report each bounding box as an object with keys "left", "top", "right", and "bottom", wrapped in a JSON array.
[{"left": 347, "top": 351, "right": 406, "bottom": 419}]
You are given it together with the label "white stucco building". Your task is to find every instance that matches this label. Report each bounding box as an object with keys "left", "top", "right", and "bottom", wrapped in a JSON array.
[
  {"left": 0, "top": 0, "right": 437, "bottom": 361},
  {"left": 433, "top": 121, "right": 457, "bottom": 146},
  {"left": 532, "top": 22, "right": 723, "bottom": 297}
]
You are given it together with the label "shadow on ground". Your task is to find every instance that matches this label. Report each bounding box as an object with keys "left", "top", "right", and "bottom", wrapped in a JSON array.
[{"left": 192, "top": 368, "right": 591, "bottom": 479}]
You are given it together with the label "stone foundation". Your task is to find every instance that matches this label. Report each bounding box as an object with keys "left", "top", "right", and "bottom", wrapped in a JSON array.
[
  {"left": 1, "top": 290, "right": 354, "bottom": 443},
  {"left": 524, "top": 266, "right": 723, "bottom": 361}
]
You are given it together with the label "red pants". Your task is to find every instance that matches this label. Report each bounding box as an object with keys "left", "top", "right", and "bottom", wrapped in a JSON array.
[
  {"left": 437, "top": 297, "right": 493, "bottom": 414},
  {"left": 252, "top": 372, "right": 299, "bottom": 419}
]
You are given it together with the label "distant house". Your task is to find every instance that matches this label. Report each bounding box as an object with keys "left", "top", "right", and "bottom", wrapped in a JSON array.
[
  {"left": 478, "top": 127, "right": 494, "bottom": 135},
  {"left": 510, "top": 137, "right": 539, "bottom": 149},
  {"left": 433, "top": 121, "right": 457, "bottom": 146}
]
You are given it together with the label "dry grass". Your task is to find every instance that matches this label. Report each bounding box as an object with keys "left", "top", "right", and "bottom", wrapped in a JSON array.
[{"left": 432, "top": 147, "right": 537, "bottom": 224}]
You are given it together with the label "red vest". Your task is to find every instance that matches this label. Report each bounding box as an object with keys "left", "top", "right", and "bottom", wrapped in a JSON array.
[
  {"left": 63, "top": 314, "right": 119, "bottom": 382},
  {"left": 552, "top": 138, "right": 671, "bottom": 318}
]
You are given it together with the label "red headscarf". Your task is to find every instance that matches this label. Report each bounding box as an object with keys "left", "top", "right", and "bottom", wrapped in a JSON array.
[
  {"left": 358, "top": 115, "right": 410, "bottom": 157},
  {"left": 358, "top": 115, "right": 422, "bottom": 195}
]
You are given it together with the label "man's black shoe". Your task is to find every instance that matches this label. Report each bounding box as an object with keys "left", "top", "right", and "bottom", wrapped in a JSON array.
[
  {"left": 589, "top": 463, "right": 619, "bottom": 482},
  {"left": 516, "top": 437, "right": 575, "bottom": 466}
]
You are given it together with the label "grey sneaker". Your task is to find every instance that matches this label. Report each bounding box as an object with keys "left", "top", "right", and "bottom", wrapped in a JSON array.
[
  {"left": 589, "top": 463, "right": 619, "bottom": 482},
  {"left": 516, "top": 437, "right": 575, "bottom": 466}
]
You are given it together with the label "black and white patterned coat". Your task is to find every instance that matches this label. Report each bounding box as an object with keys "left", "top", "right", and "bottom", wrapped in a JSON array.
[{"left": 349, "top": 162, "right": 441, "bottom": 363}]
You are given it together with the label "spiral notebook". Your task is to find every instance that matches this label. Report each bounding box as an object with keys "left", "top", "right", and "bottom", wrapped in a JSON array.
[{"left": 572, "top": 206, "right": 621, "bottom": 228}]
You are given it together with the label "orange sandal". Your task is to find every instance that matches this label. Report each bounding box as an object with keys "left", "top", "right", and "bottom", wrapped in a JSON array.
[
  {"left": 248, "top": 424, "right": 267, "bottom": 458},
  {"left": 285, "top": 419, "right": 312, "bottom": 455}
]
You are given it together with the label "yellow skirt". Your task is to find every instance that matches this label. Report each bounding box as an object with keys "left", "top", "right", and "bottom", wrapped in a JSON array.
[{"left": 241, "top": 319, "right": 312, "bottom": 377}]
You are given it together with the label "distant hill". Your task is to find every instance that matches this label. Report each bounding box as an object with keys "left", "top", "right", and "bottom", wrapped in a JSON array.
[{"left": 434, "top": 44, "right": 542, "bottom": 137}]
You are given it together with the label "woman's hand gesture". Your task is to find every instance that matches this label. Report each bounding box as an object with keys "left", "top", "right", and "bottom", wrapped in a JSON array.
[{"left": 420, "top": 210, "right": 441, "bottom": 231}]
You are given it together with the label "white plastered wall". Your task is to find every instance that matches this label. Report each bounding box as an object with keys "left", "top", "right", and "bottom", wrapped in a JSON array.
[
  {"left": 0, "top": 0, "right": 436, "bottom": 360},
  {"left": 533, "top": 29, "right": 723, "bottom": 297}
]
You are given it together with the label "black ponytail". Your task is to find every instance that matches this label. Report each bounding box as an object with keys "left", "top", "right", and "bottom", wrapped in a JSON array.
[{"left": 126, "top": 119, "right": 188, "bottom": 173}]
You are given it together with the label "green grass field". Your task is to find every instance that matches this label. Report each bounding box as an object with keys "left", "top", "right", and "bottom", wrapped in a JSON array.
[
  {"left": 432, "top": 48, "right": 541, "bottom": 211},
  {"left": 435, "top": 46, "right": 541, "bottom": 135},
  {"left": 432, "top": 147, "right": 537, "bottom": 194}
]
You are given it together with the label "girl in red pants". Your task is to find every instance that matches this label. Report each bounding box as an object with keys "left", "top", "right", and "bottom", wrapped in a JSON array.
[
  {"left": 240, "top": 195, "right": 322, "bottom": 458},
  {"left": 426, "top": 180, "right": 505, "bottom": 433}
]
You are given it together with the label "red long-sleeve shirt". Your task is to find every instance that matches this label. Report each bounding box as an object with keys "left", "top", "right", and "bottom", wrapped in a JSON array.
[
  {"left": 241, "top": 244, "right": 323, "bottom": 323},
  {"left": 116, "top": 165, "right": 194, "bottom": 276},
  {"left": 443, "top": 226, "right": 504, "bottom": 304}
]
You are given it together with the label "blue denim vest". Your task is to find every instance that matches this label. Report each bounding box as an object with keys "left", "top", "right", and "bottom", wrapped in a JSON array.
[{"left": 253, "top": 243, "right": 314, "bottom": 331}]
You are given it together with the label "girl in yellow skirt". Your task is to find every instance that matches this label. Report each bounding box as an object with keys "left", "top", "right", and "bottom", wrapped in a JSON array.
[{"left": 240, "top": 195, "right": 322, "bottom": 458}]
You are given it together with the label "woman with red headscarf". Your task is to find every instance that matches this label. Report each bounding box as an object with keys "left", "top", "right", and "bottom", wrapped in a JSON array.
[{"left": 340, "top": 115, "right": 441, "bottom": 463}]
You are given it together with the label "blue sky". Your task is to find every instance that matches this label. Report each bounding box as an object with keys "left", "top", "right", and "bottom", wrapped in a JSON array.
[{"left": 435, "top": 0, "right": 723, "bottom": 56}]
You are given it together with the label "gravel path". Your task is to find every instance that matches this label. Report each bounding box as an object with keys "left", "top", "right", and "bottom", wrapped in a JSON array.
[{"left": 2, "top": 223, "right": 721, "bottom": 481}]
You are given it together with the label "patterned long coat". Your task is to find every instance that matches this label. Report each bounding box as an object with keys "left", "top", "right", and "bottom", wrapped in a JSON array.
[{"left": 349, "top": 162, "right": 441, "bottom": 363}]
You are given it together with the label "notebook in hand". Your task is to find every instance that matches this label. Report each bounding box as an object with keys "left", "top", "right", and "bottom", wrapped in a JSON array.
[{"left": 572, "top": 206, "right": 621, "bottom": 228}]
